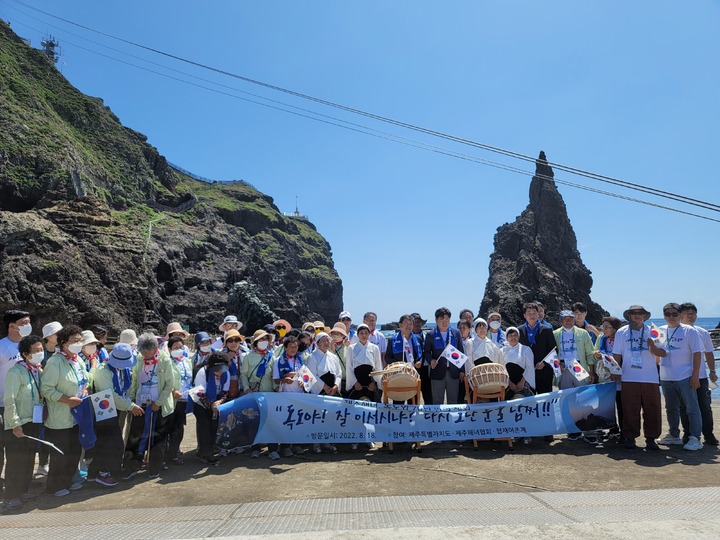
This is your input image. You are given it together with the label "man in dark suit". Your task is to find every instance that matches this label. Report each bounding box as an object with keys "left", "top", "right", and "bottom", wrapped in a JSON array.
[
  {"left": 518, "top": 302, "right": 556, "bottom": 396},
  {"left": 423, "top": 307, "right": 464, "bottom": 404}
]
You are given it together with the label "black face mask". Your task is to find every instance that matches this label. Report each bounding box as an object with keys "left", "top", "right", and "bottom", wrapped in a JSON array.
[
  {"left": 297, "top": 342, "right": 309, "bottom": 353},
  {"left": 211, "top": 364, "right": 229, "bottom": 374}
]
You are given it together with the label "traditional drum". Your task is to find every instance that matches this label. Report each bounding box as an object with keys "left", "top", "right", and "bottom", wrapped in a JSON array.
[
  {"left": 380, "top": 363, "right": 420, "bottom": 402},
  {"left": 467, "top": 363, "right": 509, "bottom": 395}
]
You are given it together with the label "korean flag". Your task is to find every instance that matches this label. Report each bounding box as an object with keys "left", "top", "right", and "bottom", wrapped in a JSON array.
[
  {"left": 90, "top": 390, "right": 117, "bottom": 420},
  {"left": 650, "top": 323, "right": 666, "bottom": 345},
  {"left": 542, "top": 349, "right": 562, "bottom": 378},
  {"left": 293, "top": 365, "right": 317, "bottom": 392},
  {"left": 569, "top": 359, "right": 591, "bottom": 382},
  {"left": 440, "top": 344, "right": 468, "bottom": 369}
]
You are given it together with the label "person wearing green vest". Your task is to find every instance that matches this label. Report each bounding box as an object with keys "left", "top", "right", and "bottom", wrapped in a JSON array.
[
  {"left": 242, "top": 330, "right": 278, "bottom": 459},
  {"left": 3, "top": 335, "right": 44, "bottom": 510}
]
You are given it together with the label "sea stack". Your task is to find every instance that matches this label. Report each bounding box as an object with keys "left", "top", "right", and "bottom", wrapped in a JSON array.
[{"left": 479, "top": 151, "right": 606, "bottom": 327}]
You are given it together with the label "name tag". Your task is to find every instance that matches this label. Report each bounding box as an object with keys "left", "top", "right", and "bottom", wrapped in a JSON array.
[
  {"left": 630, "top": 355, "right": 643, "bottom": 369},
  {"left": 140, "top": 393, "right": 152, "bottom": 406},
  {"left": 32, "top": 404, "right": 44, "bottom": 423}
]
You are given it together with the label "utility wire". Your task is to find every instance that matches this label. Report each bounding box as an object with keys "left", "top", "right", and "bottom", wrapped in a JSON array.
[
  {"left": 7, "top": 0, "right": 719, "bottom": 214},
  {"left": 3, "top": 4, "right": 719, "bottom": 224}
]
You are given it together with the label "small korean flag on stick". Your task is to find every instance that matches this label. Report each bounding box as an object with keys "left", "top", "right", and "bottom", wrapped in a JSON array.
[
  {"left": 440, "top": 344, "right": 468, "bottom": 369},
  {"left": 569, "top": 359, "right": 591, "bottom": 381},
  {"left": 90, "top": 390, "right": 117, "bottom": 420},
  {"left": 293, "top": 365, "right": 317, "bottom": 392},
  {"left": 542, "top": 348, "right": 562, "bottom": 378},
  {"left": 650, "top": 323, "right": 666, "bottom": 345},
  {"left": 602, "top": 354, "right": 622, "bottom": 376}
]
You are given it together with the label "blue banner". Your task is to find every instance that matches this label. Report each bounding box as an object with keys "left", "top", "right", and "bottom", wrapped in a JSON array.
[{"left": 216, "top": 382, "right": 617, "bottom": 448}]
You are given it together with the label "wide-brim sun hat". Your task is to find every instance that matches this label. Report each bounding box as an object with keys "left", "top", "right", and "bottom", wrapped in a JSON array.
[
  {"left": 218, "top": 315, "right": 243, "bottom": 332},
  {"left": 108, "top": 343, "right": 136, "bottom": 369},
  {"left": 165, "top": 322, "right": 189, "bottom": 339},
  {"left": 273, "top": 319, "right": 291, "bottom": 332},
  {"left": 223, "top": 329, "right": 244, "bottom": 343},
  {"left": 80, "top": 330, "right": 100, "bottom": 347},
  {"left": 251, "top": 329, "right": 271, "bottom": 344},
  {"left": 623, "top": 305, "right": 651, "bottom": 321},
  {"left": 118, "top": 329, "right": 138, "bottom": 346},
  {"left": 410, "top": 313, "right": 427, "bottom": 324},
  {"left": 330, "top": 323, "right": 348, "bottom": 338}
]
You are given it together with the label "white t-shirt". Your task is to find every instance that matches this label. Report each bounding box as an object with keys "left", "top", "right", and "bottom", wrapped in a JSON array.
[
  {"left": 0, "top": 337, "right": 20, "bottom": 402},
  {"left": 612, "top": 324, "right": 659, "bottom": 384},
  {"left": 695, "top": 326, "right": 714, "bottom": 379},
  {"left": 659, "top": 324, "right": 703, "bottom": 382}
]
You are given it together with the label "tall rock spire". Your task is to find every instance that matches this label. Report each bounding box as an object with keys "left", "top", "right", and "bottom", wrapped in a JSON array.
[{"left": 479, "top": 151, "right": 606, "bottom": 326}]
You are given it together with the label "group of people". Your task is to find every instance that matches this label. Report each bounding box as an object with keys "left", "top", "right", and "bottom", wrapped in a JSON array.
[{"left": 0, "top": 301, "right": 716, "bottom": 511}]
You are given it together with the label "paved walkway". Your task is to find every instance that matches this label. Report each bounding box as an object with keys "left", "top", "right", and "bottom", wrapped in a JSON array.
[{"left": 1, "top": 486, "right": 718, "bottom": 539}]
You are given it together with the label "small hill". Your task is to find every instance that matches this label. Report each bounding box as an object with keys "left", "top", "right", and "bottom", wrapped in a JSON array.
[{"left": 0, "top": 21, "right": 342, "bottom": 334}]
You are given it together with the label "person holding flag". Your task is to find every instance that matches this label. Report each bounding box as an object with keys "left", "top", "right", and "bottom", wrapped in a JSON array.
[
  {"left": 593, "top": 316, "right": 624, "bottom": 441},
  {"left": 385, "top": 315, "right": 423, "bottom": 368},
  {"left": 423, "top": 307, "right": 464, "bottom": 405},
  {"left": 612, "top": 305, "right": 665, "bottom": 450},
  {"left": 272, "top": 335, "right": 310, "bottom": 457}
]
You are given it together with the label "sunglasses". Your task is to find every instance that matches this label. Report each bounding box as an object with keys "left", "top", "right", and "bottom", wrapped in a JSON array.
[
  {"left": 275, "top": 325, "right": 286, "bottom": 330},
  {"left": 341, "top": 318, "right": 351, "bottom": 322},
  {"left": 226, "top": 338, "right": 242, "bottom": 344},
  {"left": 664, "top": 312, "right": 679, "bottom": 317},
  {"left": 628, "top": 311, "right": 646, "bottom": 315}
]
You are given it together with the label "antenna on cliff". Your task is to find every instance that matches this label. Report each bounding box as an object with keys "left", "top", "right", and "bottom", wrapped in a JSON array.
[
  {"left": 40, "top": 34, "right": 61, "bottom": 64},
  {"left": 295, "top": 195, "right": 299, "bottom": 214}
]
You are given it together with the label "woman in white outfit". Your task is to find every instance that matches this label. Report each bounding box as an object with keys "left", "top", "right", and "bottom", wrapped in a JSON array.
[{"left": 305, "top": 332, "right": 342, "bottom": 453}]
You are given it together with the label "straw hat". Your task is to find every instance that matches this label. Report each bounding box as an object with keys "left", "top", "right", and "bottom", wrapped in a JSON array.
[
  {"left": 223, "top": 329, "right": 244, "bottom": 343},
  {"left": 251, "top": 329, "right": 270, "bottom": 344},
  {"left": 273, "top": 319, "right": 291, "bottom": 332},
  {"left": 218, "top": 315, "right": 243, "bottom": 332},
  {"left": 330, "top": 323, "right": 348, "bottom": 339}
]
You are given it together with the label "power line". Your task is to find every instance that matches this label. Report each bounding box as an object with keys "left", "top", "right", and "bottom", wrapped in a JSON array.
[
  {"left": 7, "top": 0, "right": 718, "bottom": 215},
  {"left": 3, "top": 2, "right": 719, "bottom": 225}
]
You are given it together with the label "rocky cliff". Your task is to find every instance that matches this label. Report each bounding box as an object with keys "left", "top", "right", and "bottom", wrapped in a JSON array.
[
  {"left": 479, "top": 152, "right": 606, "bottom": 327},
  {"left": 0, "top": 21, "right": 342, "bottom": 335}
]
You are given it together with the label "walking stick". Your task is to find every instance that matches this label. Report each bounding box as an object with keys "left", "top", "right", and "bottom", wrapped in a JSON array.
[{"left": 144, "top": 410, "right": 155, "bottom": 467}]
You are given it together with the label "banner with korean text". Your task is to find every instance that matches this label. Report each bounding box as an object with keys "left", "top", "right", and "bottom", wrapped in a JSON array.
[{"left": 216, "top": 382, "right": 617, "bottom": 448}]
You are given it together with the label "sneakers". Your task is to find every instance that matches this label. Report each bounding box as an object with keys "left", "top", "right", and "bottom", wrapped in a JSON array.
[
  {"left": 583, "top": 435, "right": 599, "bottom": 445},
  {"left": 313, "top": 444, "right": 322, "bottom": 454},
  {"left": 198, "top": 456, "right": 219, "bottom": 466},
  {"left": 5, "top": 499, "right": 23, "bottom": 511},
  {"left": 705, "top": 435, "right": 719, "bottom": 446},
  {"left": 268, "top": 451, "right": 280, "bottom": 460},
  {"left": 53, "top": 488, "right": 70, "bottom": 497},
  {"left": 367, "top": 442, "right": 375, "bottom": 450},
  {"left": 282, "top": 447, "right": 294, "bottom": 458},
  {"left": 321, "top": 443, "right": 337, "bottom": 453},
  {"left": 657, "top": 433, "right": 683, "bottom": 445},
  {"left": 170, "top": 457, "right": 184, "bottom": 465},
  {"left": 95, "top": 473, "right": 119, "bottom": 487},
  {"left": 21, "top": 493, "right": 37, "bottom": 502},
  {"left": 147, "top": 472, "right": 160, "bottom": 479},
  {"left": 121, "top": 469, "right": 139, "bottom": 481},
  {"left": 683, "top": 436, "right": 703, "bottom": 451},
  {"left": 293, "top": 446, "right": 309, "bottom": 454},
  {"left": 250, "top": 450, "right": 261, "bottom": 459},
  {"left": 34, "top": 464, "right": 48, "bottom": 477},
  {"left": 645, "top": 439, "right": 660, "bottom": 451},
  {"left": 566, "top": 433, "right": 582, "bottom": 441},
  {"left": 351, "top": 443, "right": 359, "bottom": 450},
  {"left": 522, "top": 437, "right": 532, "bottom": 445},
  {"left": 623, "top": 439, "right": 637, "bottom": 449},
  {"left": 69, "top": 482, "right": 84, "bottom": 491}
]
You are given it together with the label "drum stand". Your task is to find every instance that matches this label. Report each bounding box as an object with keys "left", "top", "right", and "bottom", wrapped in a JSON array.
[
  {"left": 382, "top": 378, "right": 423, "bottom": 454},
  {"left": 464, "top": 378, "right": 514, "bottom": 451}
]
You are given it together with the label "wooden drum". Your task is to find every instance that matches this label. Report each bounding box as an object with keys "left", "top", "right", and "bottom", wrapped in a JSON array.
[
  {"left": 382, "top": 363, "right": 420, "bottom": 402},
  {"left": 468, "top": 363, "right": 509, "bottom": 395}
]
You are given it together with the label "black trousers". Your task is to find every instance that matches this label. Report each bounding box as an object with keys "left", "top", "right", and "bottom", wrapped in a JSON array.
[
  {"left": 193, "top": 406, "right": 218, "bottom": 458},
  {"left": 45, "top": 425, "right": 82, "bottom": 493},
  {"left": 0, "top": 406, "right": 5, "bottom": 492},
  {"left": 4, "top": 422, "right": 40, "bottom": 500},
  {"left": 166, "top": 401, "right": 188, "bottom": 458},
  {"left": 126, "top": 409, "right": 168, "bottom": 474},
  {"left": 535, "top": 364, "right": 554, "bottom": 395},
  {"left": 88, "top": 417, "right": 124, "bottom": 478},
  {"left": 419, "top": 366, "right": 433, "bottom": 405}
]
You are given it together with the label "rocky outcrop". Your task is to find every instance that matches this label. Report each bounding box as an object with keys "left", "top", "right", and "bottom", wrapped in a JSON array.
[
  {"left": 0, "top": 21, "right": 342, "bottom": 335},
  {"left": 479, "top": 152, "right": 606, "bottom": 327}
]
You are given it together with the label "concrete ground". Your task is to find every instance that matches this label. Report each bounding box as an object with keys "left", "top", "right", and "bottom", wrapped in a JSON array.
[{"left": 2, "top": 399, "right": 718, "bottom": 538}]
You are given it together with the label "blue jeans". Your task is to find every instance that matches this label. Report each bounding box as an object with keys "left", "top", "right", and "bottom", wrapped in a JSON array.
[{"left": 661, "top": 378, "right": 701, "bottom": 438}]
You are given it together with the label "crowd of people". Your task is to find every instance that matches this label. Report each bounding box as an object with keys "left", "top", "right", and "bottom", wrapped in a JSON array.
[{"left": 0, "top": 301, "right": 717, "bottom": 511}]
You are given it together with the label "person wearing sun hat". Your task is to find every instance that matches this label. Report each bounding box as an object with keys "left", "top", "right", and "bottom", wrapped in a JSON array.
[
  {"left": 89, "top": 343, "right": 143, "bottom": 487},
  {"left": 219, "top": 329, "right": 246, "bottom": 399},
  {"left": 612, "top": 304, "right": 665, "bottom": 450},
  {"left": 41, "top": 321, "right": 63, "bottom": 366},
  {"left": 338, "top": 311, "right": 357, "bottom": 344},
  {"left": 329, "top": 323, "right": 349, "bottom": 396},
  {"left": 272, "top": 319, "right": 291, "bottom": 346},
  {"left": 242, "top": 330, "right": 279, "bottom": 459},
  {"left": 78, "top": 330, "right": 102, "bottom": 372},
  {"left": 213, "top": 315, "right": 243, "bottom": 349}
]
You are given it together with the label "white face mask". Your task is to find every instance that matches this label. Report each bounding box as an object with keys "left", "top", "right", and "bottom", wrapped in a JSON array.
[
  {"left": 489, "top": 321, "right": 501, "bottom": 330},
  {"left": 200, "top": 345, "right": 212, "bottom": 353},
  {"left": 256, "top": 341, "right": 269, "bottom": 351},
  {"left": 84, "top": 344, "right": 97, "bottom": 356},
  {"left": 17, "top": 324, "right": 32, "bottom": 337},
  {"left": 171, "top": 349, "right": 185, "bottom": 359},
  {"left": 29, "top": 351, "right": 44, "bottom": 365},
  {"left": 68, "top": 342, "right": 83, "bottom": 354}
]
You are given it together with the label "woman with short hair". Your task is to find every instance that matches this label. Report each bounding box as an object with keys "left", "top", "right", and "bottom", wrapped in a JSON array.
[{"left": 193, "top": 352, "right": 231, "bottom": 465}]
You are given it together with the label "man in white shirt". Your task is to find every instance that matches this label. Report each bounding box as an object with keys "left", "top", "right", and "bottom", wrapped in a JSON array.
[
  {"left": 679, "top": 303, "right": 718, "bottom": 446},
  {"left": 612, "top": 305, "right": 665, "bottom": 450},
  {"left": 656, "top": 303, "right": 704, "bottom": 451},
  {"left": 363, "top": 312, "right": 387, "bottom": 355},
  {"left": 0, "top": 309, "right": 31, "bottom": 501}
]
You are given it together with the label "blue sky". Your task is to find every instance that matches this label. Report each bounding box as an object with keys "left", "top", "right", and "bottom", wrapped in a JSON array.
[{"left": 2, "top": 1, "right": 719, "bottom": 323}]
